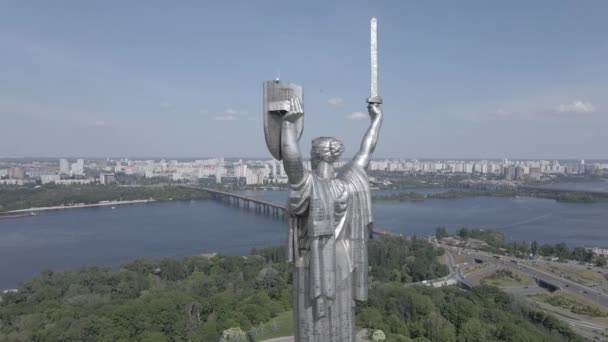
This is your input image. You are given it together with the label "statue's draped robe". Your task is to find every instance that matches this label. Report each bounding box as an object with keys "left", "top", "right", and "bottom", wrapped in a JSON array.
[{"left": 287, "top": 162, "right": 372, "bottom": 342}]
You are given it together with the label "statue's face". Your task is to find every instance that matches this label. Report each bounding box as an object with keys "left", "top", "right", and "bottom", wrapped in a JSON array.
[{"left": 311, "top": 137, "right": 344, "bottom": 170}]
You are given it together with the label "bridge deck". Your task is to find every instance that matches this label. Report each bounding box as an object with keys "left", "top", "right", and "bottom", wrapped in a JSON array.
[
  {"left": 184, "top": 186, "right": 404, "bottom": 238},
  {"left": 183, "top": 186, "right": 286, "bottom": 209}
]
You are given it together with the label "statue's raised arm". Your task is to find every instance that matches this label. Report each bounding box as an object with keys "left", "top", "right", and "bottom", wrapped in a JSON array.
[
  {"left": 352, "top": 102, "right": 383, "bottom": 169},
  {"left": 280, "top": 97, "right": 307, "bottom": 185}
]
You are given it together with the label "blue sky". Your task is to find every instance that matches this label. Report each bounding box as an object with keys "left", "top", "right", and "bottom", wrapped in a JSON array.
[{"left": 1, "top": 1, "right": 606, "bottom": 159}]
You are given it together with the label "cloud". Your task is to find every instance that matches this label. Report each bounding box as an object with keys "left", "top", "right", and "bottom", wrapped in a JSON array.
[
  {"left": 327, "top": 97, "right": 343, "bottom": 106},
  {"left": 224, "top": 107, "right": 239, "bottom": 115},
  {"left": 554, "top": 100, "right": 596, "bottom": 114},
  {"left": 160, "top": 101, "right": 172, "bottom": 109},
  {"left": 93, "top": 120, "right": 106, "bottom": 126},
  {"left": 213, "top": 115, "right": 237, "bottom": 121},
  {"left": 485, "top": 108, "right": 515, "bottom": 119},
  {"left": 212, "top": 107, "right": 248, "bottom": 121},
  {"left": 348, "top": 112, "right": 367, "bottom": 120}
]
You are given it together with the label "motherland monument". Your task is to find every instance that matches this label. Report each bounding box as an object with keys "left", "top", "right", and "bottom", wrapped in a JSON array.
[{"left": 262, "top": 18, "right": 384, "bottom": 342}]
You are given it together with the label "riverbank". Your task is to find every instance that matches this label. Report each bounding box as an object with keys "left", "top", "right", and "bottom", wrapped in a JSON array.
[
  {"left": 373, "top": 188, "right": 608, "bottom": 203},
  {"left": 0, "top": 184, "right": 210, "bottom": 212},
  {"left": 2, "top": 199, "right": 156, "bottom": 214}
]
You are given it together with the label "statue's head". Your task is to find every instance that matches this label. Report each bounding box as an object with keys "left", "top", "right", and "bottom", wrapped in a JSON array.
[{"left": 311, "top": 137, "right": 344, "bottom": 170}]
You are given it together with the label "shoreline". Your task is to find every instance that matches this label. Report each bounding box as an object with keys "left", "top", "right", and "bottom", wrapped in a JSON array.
[{"left": 1, "top": 199, "right": 156, "bottom": 215}]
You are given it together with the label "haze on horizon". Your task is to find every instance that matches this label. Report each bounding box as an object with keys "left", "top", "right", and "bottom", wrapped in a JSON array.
[{"left": 1, "top": 1, "right": 606, "bottom": 160}]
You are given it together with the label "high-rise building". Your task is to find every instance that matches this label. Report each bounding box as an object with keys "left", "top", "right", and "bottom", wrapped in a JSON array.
[
  {"left": 59, "top": 158, "right": 70, "bottom": 175},
  {"left": 8, "top": 167, "right": 25, "bottom": 180},
  {"left": 99, "top": 173, "right": 116, "bottom": 185},
  {"left": 41, "top": 175, "right": 61, "bottom": 184},
  {"left": 71, "top": 159, "right": 85, "bottom": 176},
  {"left": 234, "top": 164, "right": 248, "bottom": 178},
  {"left": 503, "top": 165, "right": 516, "bottom": 180}
]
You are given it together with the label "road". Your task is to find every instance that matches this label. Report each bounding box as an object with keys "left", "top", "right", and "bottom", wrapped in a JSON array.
[
  {"left": 441, "top": 244, "right": 608, "bottom": 308},
  {"left": 441, "top": 244, "right": 608, "bottom": 339}
]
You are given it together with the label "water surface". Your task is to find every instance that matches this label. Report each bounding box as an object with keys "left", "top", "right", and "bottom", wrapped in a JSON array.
[{"left": 1, "top": 188, "right": 607, "bottom": 288}]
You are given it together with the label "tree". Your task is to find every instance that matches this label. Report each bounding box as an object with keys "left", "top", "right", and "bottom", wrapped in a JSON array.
[
  {"left": 372, "top": 329, "right": 386, "bottom": 342},
  {"left": 539, "top": 244, "right": 555, "bottom": 256},
  {"left": 571, "top": 247, "right": 593, "bottom": 262},
  {"left": 220, "top": 327, "right": 247, "bottom": 342},
  {"left": 423, "top": 312, "right": 456, "bottom": 342},
  {"left": 140, "top": 331, "right": 168, "bottom": 342},
  {"left": 457, "top": 228, "right": 470, "bottom": 239},
  {"left": 531, "top": 241, "right": 539, "bottom": 256},
  {"left": 554, "top": 242, "right": 570, "bottom": 259},
  {"left": 458, "top": 318, "right": 490, "bottom": 342},
  {"left": 435, "top": 227, "right": 449, "bottom": 240}
]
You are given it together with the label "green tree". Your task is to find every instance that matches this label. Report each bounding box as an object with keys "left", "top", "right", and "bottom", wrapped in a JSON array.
[
  {"left": 458, "top": 318, "right": 490, "bottom": 342},
  {"left": 220, "top": 327, "right": 247, "bottom": 342},
  {"left": 372, "top": 329, "right": 386, "bottom": 342},
  {"left": 539, "top": 244, "right": 555, "bottom": 256},
  {"left": 435, "top": 227, "right": 448, "bottom": 240},
  {"left": 423, "top": 312, "right": 456, "bottom": 342},
  {"left": 531, "top": 241, "right": 539, "bottom": 256},
  {"left": 140, "top": 331, "right": 168, "bottom": 342},
  {"left": 554, "top": 242, "right": 570, "bottom": 259}
]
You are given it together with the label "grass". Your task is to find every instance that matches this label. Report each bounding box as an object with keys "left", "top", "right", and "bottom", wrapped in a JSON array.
[
  {"left": 547, "top": 265, "right": 606, "bottom": 284},
  {"left": 437, "top": 253, "right": 449, "bottom": 266},
  {"left": 462, "top": 261, "right": 494, "bottom": 275},
  {"left": 251, "top": 311, "right": 293, "bottom": 341},
  {"left": 438, "top": 252, "right": 467, "bottom": 267},
  {"left": 480, "top": 269, "right": 533, "bottom": 288},
  {"left": 531, "top": 292, "right": 608, "bottom": 318},
  {"left": 453, "top": 253, "right": 467, "bottom": 265}
]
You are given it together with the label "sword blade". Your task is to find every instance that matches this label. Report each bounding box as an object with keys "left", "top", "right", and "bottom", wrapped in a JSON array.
[{"left": 370, "top": 17, "right": 378, "bottom": 98}]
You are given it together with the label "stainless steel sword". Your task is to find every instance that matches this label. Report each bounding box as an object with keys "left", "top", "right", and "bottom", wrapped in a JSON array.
[{"left": 368, "top": 17, "right": 382, "bottom": 104}]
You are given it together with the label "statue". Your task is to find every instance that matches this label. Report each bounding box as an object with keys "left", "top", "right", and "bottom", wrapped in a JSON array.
[{"left": 262, "top": 18, "right": 383, "bottom": 342}]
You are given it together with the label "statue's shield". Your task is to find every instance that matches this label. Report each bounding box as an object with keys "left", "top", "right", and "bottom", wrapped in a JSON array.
[{"left": 263, "top": 80, "right": 304, "bottom": 160}]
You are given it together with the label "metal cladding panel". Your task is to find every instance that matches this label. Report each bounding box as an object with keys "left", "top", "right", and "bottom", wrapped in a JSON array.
[{"left": 263, "top": 80, "right": 304, "bottom": 160}]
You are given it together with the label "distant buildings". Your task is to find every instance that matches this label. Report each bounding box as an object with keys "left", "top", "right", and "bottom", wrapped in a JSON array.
[
  {"left": 7, "top": 167, "right": 25, "bottom": 180},
  {"left": 99, "top": 173, "right": 116, "bottom": 185},
  {"left": 59, "top": 158, "right": 70, "bottom": 175},
  {"left": 0, "top": 157, "right": 606, "bottom": 187},
  {"left": 590, "top": 247, "right": 608, "bottom": 257},
  {"left": 41, "top": 175, "right": 61, "bottom": 184},
  {"left": 71, "top": 159, "right": 85, "bottom": 176}
]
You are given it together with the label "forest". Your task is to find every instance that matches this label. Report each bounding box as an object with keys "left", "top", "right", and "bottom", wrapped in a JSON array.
[{"left": 0, "top": 236, "right": 584, "bottom": 341}]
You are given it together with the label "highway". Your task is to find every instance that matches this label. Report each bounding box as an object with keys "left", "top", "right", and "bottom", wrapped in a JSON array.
[
  {"left": 441, "top": 245, "right": 608, "bottom": 340},
  {"left": 440, "top": 243, "right": 608, "bottom": 307}
]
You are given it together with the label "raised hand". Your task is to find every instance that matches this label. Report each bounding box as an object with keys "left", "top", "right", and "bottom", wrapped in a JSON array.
[
  {"left": 368, "top": 103, "right": 382, "bottom": 122},
  {"left": 283, "top": 96, "right": 304, "bottom": 123}
]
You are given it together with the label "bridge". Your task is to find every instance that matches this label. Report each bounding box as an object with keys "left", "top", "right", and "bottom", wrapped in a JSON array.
[
  {"left": 183, "top": 186, "right": 406, "bottom": 238},
  {"left": 184, "top": 186, "right": 286, "bottom": 216}
]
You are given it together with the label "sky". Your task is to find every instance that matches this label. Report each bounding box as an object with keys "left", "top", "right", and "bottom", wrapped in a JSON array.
[{"left": 0, "top": 1, "right": 606, "bottom": 159}]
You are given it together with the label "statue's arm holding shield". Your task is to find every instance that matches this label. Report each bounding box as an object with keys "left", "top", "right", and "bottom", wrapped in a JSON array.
[
  {"left": 280, "top": 97, "right": 307, "bottom": 185},
  {"left": 263, "top": 81, "right": 307, "bottom": 187}
]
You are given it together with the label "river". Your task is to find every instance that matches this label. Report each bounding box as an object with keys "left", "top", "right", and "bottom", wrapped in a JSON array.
[{"left": 0, "top": 186, "right": 607, "bottom": 288}]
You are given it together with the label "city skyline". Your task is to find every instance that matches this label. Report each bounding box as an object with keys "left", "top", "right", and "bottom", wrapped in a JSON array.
[
  {"left": 1, "top": 1, "right": 607, "bottom": 159},
  {"left": 2, "top": 156, "right": 606, "bottom": 187}
]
